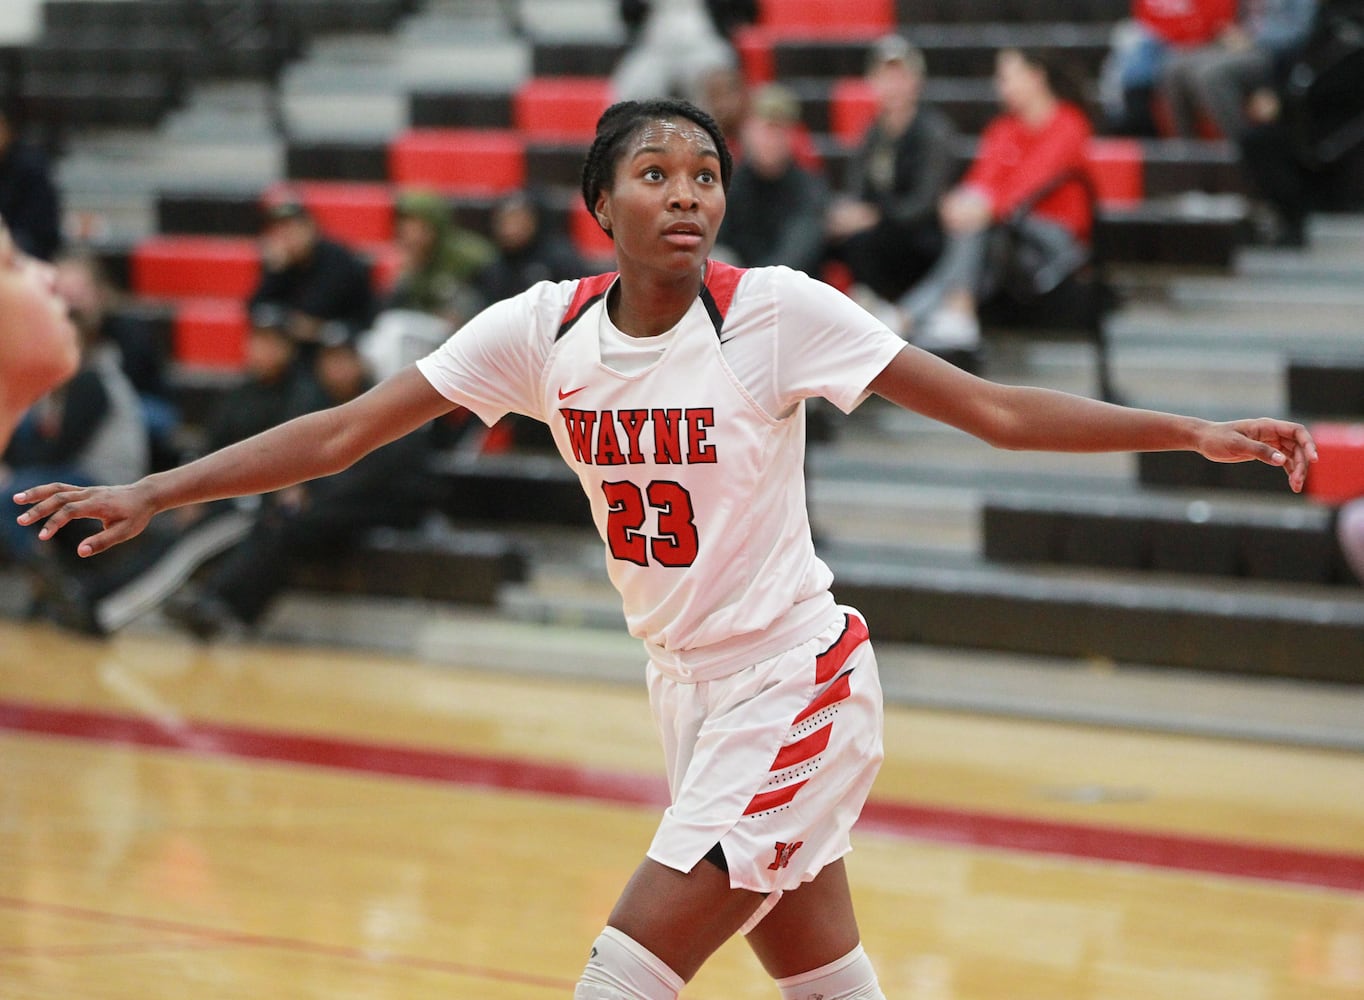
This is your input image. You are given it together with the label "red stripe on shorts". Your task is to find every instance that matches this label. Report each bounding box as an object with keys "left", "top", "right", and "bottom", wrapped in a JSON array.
[
  {"left": 744, "top": 779, "right": 809, "bottom": 816},
  {"left": 815, "top": 613, "right": 869, "bottom": 683},
  {"left": 792, "top": 671, "right": 852, "bottom": 727},
  {"left": 770, "top": 722, "right": 834, "bottom": 771}
]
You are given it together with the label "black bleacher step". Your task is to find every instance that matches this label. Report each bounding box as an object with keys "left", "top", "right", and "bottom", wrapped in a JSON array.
[
  {"left": 831, "top": 559, "right": 1364, "bottom": 683},
  {"left": 897, "top": 0, "right": 1128, "bottom": 23},
  {"left": 772, "top": 27, "right": 1112, "bottom": 81},
  {"left": 1138, "top": 450, "right": 1291, "bottom": 492},
  {"left": 531, "top": 41, "right": 624, "bottom": 78},
  {"left": 286, "top": 140, "right": 389, "bottom": 182},
  {"left": 429, "top": 452, "right": 594, "bottom": 528},
  {"left": 20, "top": 72, "right": 178, "bottom": 128},
  {"left": 158, "top": 190, "right": 263, "bottom": 236},
  {"left": 409, "top": 90, "right": 514, "bottom": 129},
  {"left": 983, "top": 493, "right": 1347, "bottom": 584},
  {"left": 1288, "top": 358, "right": 1364, "bottom": 418},
  {"left": 289, "top": 526, "right": 528, "bottom": 606}
]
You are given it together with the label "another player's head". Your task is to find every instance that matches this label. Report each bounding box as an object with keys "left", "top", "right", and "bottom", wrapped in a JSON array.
[
  {"left": 580, "top": 100, "right": 731, "bottom": 273},
  {"left": 0, "top": 215, "right": 79, "bottom": 445}
]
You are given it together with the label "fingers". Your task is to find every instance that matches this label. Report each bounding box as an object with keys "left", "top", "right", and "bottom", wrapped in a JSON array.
[{"left": 13, "top": 486, "right": 92, "bottom": 537}]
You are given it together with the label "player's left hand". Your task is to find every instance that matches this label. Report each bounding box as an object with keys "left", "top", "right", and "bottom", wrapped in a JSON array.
[{"left": 1197, "top": 418, "right": 1318, "bottom": 493}]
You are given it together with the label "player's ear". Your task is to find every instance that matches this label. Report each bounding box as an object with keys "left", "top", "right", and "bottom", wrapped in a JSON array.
[{"left": 594, "top": 193, "right": 612, "bottom": 235}]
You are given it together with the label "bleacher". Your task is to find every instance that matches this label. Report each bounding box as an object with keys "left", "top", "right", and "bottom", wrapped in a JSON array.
[{"left": 22, "top": 0, "right": 1364, "bottom": 684}]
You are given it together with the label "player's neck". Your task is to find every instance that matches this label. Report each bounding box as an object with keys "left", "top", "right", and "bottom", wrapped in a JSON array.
[{"left": 609, "top": 267, "right": 705, "bottom": 338}]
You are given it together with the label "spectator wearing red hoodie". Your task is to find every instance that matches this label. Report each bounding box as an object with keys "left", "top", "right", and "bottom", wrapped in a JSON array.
[{"left": 895, "top": 48, "right": 1093, "bottom": 353}]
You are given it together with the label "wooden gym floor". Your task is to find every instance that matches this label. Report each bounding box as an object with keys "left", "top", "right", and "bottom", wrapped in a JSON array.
[{"left": 1, "top": 618, "right": 1361, "bottom": 999}]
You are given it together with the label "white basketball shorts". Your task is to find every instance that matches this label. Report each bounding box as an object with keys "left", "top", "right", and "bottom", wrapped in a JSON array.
[{"left": 645, "top": 606, "right": 885, "bottom": 893}]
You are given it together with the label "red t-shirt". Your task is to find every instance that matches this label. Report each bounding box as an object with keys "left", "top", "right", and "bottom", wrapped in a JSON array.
[
  {"left": 962, "top": 102, "right": 1094, "bottom": 240},
  {"left": 1134, "top": 0, "right": 1236, "bottom": 46}
]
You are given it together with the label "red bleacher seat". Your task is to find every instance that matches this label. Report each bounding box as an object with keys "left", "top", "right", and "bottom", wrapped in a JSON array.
[
  {"left": 733, "top": 26, "right": 775, "bottom": 84},
  {"left": 757, "top": 0, "right": 894, "bottom": 36},
  {"left": 568, "top": 205, "right": 616, "bottom": 266},
  {"left": 388, "top": 130, "right": 526, "bottom": 195},
  {"left": 1307, "top": 423, "right": 1364, "bottom": 505},
  {"left": 829, "top": 78, "right": 876, "bottom": 146},
  {"left": 1087, "top": 138, "right": 1144, "bottom": 208},
  {"left": 266, "top": 181, "right": 395, "bottom": 245},
  {"left": 514, "top": 78, "right": 614, "bottom": 141},
  {"left": 132, "top": 236, "right": 260, "bottom": 300},
  {"left": 173, "top": 298, "right": 248, "bottom": 369}
]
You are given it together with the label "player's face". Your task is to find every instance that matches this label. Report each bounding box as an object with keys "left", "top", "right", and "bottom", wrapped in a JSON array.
[{"left": 595, "top": 117, "right": 725, "bottom": 277}]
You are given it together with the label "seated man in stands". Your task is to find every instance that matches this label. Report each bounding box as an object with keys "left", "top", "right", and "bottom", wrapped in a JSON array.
[
  {"left": 249, "top": 195, "right": 376, "bottom": 351},
  {"left": 54, "top": 249, "right": 180, "bottom": 469},
  {"left": 164, "top": 323, "right": 436, "bottom": 640},
  {"left": 1, "top": 280, "right": 148, "bottom": 628},
  {"left": 716, "top": 84, "right": 830, "bottom": 277},
  {"left": 475, "top": 190, "right": 589, "bottom": 304},
  {"left": 825, "top": 35, "right": 958, "bottom": 327}
]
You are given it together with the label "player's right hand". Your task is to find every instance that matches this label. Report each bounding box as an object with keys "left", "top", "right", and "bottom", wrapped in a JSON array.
[{"left": 12, "top": 481, "right": 156, "bottom": 557}]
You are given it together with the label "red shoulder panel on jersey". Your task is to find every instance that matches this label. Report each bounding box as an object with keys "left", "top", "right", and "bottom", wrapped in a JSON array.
[
  {"left": 700, "top": 259, "right": 746, "bottom": 336},
  {"left": 556, "top": 271, "right": 617, "bottom": 340}
]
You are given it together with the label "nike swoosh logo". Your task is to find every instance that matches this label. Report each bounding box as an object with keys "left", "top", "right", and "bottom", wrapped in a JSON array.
[{"left": 558, "top": 386, "right": 587, "bottom": 400}]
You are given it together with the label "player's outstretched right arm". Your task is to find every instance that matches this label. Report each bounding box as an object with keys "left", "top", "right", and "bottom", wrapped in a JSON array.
[{"left": 14, "top": 366, "right": 454, "bottom": 557}]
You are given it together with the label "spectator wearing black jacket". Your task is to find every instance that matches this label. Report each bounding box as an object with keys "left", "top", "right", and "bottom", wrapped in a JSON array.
[
  {"left": 249, "top": 196, "right": 376, "bottom": 349},
  {"left": 717, "top": 84, "right": 830, "bottom": 276},
  {"left": 1237, "top": 0, "right": 1364, "bottom": 245},
  {"left": 0, "top": 101, "right": 60, "bottom": 261},
  {"left": 164, "top": 324, "right": 435, "bottom": 639}
]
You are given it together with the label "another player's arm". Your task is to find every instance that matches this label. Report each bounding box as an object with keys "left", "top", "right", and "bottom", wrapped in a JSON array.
[
  {"left": 867, "top": 344, "right": 1317, "bottom": 492},
  {"left": 16, "top": 366, "right": 454, "bottom": 555}
]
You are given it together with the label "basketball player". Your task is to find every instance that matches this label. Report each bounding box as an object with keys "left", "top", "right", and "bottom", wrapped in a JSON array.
[
  {"left": 0, "top": 217, "right": 79, "bottom": 449},
  {"left": 15, "top": 100, "right": 1317, "bottom": 998}
]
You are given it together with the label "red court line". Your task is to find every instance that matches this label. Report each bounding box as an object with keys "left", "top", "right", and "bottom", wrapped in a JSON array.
[
  {"left": 2, "top": 698, "right": 1362, "bottom": 892},
  {"left": 0, "top": 895, "right": 575, "bottom": 991}
]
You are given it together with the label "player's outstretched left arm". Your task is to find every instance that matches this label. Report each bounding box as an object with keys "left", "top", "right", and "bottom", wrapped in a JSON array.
[{"left": 868, "top": 345, "right": 1317, "bottom": 492}]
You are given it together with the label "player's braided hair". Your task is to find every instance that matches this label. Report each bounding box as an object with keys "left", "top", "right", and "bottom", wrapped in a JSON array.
[{"left": 580, "top": 99, "right": 733, "bottom": 239}]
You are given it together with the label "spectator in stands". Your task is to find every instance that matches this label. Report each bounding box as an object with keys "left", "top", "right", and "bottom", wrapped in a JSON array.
[
  {"left": 249, "top": 195, "right": 376, "bottom": 349},
  {"left": 54, "top": 249, "right": 179, "bottom": 469},
  {"left": 163, "top": 324, "right": 435, "bottom": 640},
  {"left": 1159, "top": 0, "right": 1318, "bottom": 138},
  {"left": 476, "top": 190, "right": 588, "bottom": 304},
  {"left": 895, "top": 48, "right": 1094, "bottom": 353},
  {"left": 825, "top": 35, "right": 958, "bottom": 326},
  {"left": 0, "top": 99, "right": 61, "bottom": 261},
  {"left": 1099, "top": 0, "right": 1238, "bottom": 136},
  {"left": 1, "top": 282, "right": 148, "bottom": 624},
  {"left": 203, "top": 304, "right": 327, "bottom": 454},
  {"left": 611, "top": 0, "right": 756, "bottom": 104},
  {"left": 1236, "top": 0, "right": 1364, "bottom": 245},
  {"left": 0, "top": 216, "right": 78, "bottom": 451},
  {"left": 386, "top": 188, "right": 495, "bottom": 327},
  {"left": 716, "top": 84, "right": 830, "bottom": 276}
]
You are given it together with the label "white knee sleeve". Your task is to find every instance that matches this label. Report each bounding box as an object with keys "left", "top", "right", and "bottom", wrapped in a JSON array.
[
  {"left": 574, "top": 926, "right": 684, "bottom": 1000},
  {"left": 776, "top": 944, "right": 885, "bottom": 1000}
]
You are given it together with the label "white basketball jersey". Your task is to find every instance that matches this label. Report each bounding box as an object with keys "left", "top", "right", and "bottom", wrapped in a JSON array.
[{"left": 417, "top": 262, "right": 906, "bottom": 681}]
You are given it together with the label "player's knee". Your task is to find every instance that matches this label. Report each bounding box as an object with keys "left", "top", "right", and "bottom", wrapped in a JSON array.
[
  {"left": 775, "top": 943, "right": 885, "bottom": 1000},
  {"left": 575, "top": 926, "right": 684, "bottom": 1000}
]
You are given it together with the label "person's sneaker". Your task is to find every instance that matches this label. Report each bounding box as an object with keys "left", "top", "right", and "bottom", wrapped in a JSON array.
[
  {"left": 849, "top": 284, "right": 909, "bottom": 336},
  {"left": 164, "top": 590, "right": 242, "bottom": 642},
  {"left": 913, "top": 307, "right": 981, "bottom": 351}
]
